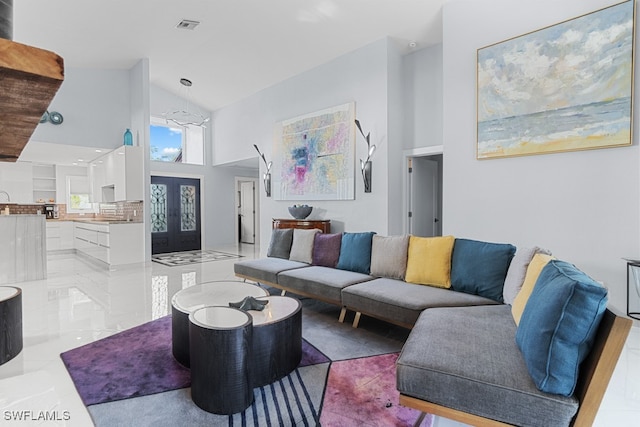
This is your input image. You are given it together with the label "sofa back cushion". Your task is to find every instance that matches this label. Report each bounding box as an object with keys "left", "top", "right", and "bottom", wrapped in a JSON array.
[
  {"left": 515, "top": 260, "right": 608, "bottom": 396},
  {"left": 370, "top": 235, "right": 410, "bottom": 280},
  {"left": 511, "top": 253, "right": 554, "bottom": 325},
  {"left": 336, "top": 232, "right": 376, "bottom": 274},
  {"left": 404, "top": 235, "right": 455, "bottom": 288},
  {"left": 312, "top": 233, "right": 342, "bottom": 268},
  {"left": 503, "top": 246, "right": 552, "bottom": 305},
  {"left": 266, "top": 228, "right": 294, "bottom": 259},
  {"left": 289, "top": 228, "right": 321, "bottom": 264},
  {"left": 450, "top": 238, "right": 516, "bottom": 302}
]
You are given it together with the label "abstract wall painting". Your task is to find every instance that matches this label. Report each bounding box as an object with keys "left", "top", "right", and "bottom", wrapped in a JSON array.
[
  {"left": 273, "top": 102, "right": 355, "bottom": 200},
  {"left": 477, "top": 0, "right": 635, "bottom": 159}
]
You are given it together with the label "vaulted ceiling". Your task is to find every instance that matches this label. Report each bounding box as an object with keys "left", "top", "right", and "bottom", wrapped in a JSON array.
[{"left": 14, "top": 0, "right": 444, "bottom": 113}]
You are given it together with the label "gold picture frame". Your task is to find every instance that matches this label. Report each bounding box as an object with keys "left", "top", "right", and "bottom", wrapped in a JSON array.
[{"left": 477, "top": 0, "right": 635, "bottom": 159}]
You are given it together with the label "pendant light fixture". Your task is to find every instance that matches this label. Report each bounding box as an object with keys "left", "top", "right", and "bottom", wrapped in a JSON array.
[{"left": 163, "top": 78, "right": 210, "bottom": 128}]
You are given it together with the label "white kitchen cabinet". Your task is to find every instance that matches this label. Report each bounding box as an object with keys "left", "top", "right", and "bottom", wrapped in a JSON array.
[
  {"left": 74, "top": 221, "right": 144, "bottom": 266},
  {"left": 90, "top": 146, "right": 142, "bottom": 202},
  {"left": 108, "top": 222, "right": 144, "bottom": 265},
  {"left": 74, "top": 222, "right": 109, "bottom": 263},
  {"left": 46, "top": 221, "right": 74, "bottom": 252}
]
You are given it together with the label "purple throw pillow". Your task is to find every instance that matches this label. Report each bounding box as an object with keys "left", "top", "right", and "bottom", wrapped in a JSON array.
[{"left": 312, "top": 233, "right": 342, "bottom": 268}]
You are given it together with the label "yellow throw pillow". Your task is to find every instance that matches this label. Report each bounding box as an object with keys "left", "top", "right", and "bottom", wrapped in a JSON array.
[
  {"left": 404, "top": 235, "right": 455, "bottom": 288},
  {"left": 511, "top": 253, "right": 555, "bottom": 325}
]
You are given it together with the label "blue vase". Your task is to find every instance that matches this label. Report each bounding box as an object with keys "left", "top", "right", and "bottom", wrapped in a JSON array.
[{"left": 123, "top": 128, "right": 133, "bottom": 146}]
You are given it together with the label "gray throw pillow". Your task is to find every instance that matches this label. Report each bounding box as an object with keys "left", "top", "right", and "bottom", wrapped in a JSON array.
[
  {"left": 289, "top": 228, "right": 321, "bottom": 264},
  {"left": 267, "top": 228, "right": 294, "bottom": 259},
  {"left": 503, "top": 246, "right": 552, "bottom": 305},
  {"left": 370, "top": 235, "right": 410, "bottom": 280}
]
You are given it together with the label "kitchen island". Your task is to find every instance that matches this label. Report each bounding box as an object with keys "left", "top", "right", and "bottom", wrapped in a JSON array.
[{"left": 0, "top": 215, "right": 46, "bottom": 285}]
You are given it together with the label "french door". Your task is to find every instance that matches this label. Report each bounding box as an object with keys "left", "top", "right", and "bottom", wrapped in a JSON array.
[{"left": 151, "top": 176, "right": 201, "bottom": 254}]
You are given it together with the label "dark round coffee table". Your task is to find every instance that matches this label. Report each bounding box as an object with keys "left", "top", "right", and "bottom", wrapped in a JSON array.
[{"left": 171, "top": 281, "right": 268, "bottom": 367}]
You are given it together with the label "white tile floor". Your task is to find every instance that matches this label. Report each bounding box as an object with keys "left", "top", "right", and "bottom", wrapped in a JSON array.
[{"left": 0, "top": 246, "right": 638, "bottom": 427}]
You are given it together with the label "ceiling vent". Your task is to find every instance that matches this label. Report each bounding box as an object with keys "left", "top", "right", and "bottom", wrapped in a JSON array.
[{"left": 175, "top": 19, "right": 200, "bottom": 30}]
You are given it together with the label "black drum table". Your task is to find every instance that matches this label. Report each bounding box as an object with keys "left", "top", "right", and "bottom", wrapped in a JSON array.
[
  {"left": 189, "top": 306, "right": 254, "bottom": 415},
  {"left": 249, "top": 296, "right": 302, "bottom": 387},
  {"left": 0, "top": 286, "right": 22, "bottom": 366}
]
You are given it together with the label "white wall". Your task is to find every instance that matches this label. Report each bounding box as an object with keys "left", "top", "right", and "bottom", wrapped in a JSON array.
[
  {"left": 213, "top": 38, "right": 401, "bottom": 252},
  {"left": 129, "top": 59, "right": 151, "bottom": 260},
  {"left": 30, "top": 68, "right": 131, "bottom": 149},
  {"left": 442, "top": 0, "right": 639, "bottom": 313},
  {"left": 403, "top": 44, "right": 443, "bottom": 150}
]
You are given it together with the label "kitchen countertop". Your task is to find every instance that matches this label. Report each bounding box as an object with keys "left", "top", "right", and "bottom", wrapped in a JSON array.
[{"left": 47, "top": 218, "right": 142, "bottom": 225}]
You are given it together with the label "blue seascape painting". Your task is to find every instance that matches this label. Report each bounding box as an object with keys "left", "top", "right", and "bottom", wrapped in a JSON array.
[{"left": 477, "top": 0, "right": 634, "bottom": 159}]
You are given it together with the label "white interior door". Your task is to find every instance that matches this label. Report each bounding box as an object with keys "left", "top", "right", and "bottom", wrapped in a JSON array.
[
  {"left": 240, "top": 181, "right": 255, "bottom": 244},
  {"left": 409, "top": 156, "right": 441, "bottom": 237}
]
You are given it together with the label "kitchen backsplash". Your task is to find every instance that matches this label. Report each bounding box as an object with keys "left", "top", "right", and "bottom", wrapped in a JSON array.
[{"left": 0, "top": 201, "right": 144, "bottom": 222}]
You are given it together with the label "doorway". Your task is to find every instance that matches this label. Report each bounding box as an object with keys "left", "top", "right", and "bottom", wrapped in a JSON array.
[
  {"left": 236, "top": 178, "right": 258, "bottom": 244},
  {"left": 150, "top": 176, "right": 202, "bottom": 254},
  {"left": 404, "top": 147, "right": 443, "bottom": 237}
]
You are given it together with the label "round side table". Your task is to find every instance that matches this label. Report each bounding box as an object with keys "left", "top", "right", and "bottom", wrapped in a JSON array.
[
  {"left": 189, "top": 306, "right": 254, "bottom": 415},
  {"left": 171, "top": 281, "right": 267, "bottom": 367},
  {"left": 0, "top": 286, "right": 22, "bottom": 365}
]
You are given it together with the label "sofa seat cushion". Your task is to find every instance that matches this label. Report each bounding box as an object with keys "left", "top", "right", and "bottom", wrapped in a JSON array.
[
  {"left": 233, "top": 258, "right": 308, "bottom": 284},
  {"left": 341, "top": 278, "right": 498, "bottom": 327},
  {"left": 277, "top": 266, "right": 373, "bottom": 305},
  {"left": 397, "top": 305, "right": 579, "bottom": 427}
]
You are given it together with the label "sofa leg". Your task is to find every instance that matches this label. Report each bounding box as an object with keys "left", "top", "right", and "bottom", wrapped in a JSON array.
[
  {"left": 338, "top": 307, "right": 347, "bottom": 323},
  {"left": 413, "top": 412, "right": 427, "bottom": 427},
  {"left": 281, "top": 289, "right": 286, "bottom": 296},
  {"left": 352, "top": 312, "right": 361, "bottom": 328}
]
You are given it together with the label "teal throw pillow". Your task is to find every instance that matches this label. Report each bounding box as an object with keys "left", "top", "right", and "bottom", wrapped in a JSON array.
[
  {"left": 336, "top": 232, "right": 376, "bottom": 274},
  {"left": 450, "top": 238, "right": 516, "bottom": 302},
  {"left": 515, "top": 260, "right": 608, "bottom": 396}
]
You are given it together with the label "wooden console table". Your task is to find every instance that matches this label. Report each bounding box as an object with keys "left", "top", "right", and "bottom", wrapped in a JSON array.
[{"left": 272, "top": 218, "right": 331, "bottom": 233}]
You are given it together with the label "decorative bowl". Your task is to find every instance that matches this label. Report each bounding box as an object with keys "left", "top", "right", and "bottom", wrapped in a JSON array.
[{"left": 288, "top": 205, "right": 313, "bottom": 220}]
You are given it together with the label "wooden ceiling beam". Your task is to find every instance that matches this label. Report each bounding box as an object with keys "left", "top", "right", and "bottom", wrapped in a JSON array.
[{"left": 0, "top": 38, "right": 64, "bottom": 161}]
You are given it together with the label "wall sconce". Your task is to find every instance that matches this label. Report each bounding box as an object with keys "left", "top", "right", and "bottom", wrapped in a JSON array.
[
  {"left": 253, "top": 144, "right": 272, "bottom": 197},
  {"left": 40, "top": 110, "right": 64, "bottom": 125},
  {"left": 355, "top": 119, "right": 376, "bottom": 193}
]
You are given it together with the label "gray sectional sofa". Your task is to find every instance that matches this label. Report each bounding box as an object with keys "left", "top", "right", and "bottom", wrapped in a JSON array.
[{"left": 233, "top": 228, "right": 632, "bottom": 426}]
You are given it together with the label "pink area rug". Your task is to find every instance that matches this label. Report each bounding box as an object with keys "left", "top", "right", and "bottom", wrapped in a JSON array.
[{"left": 320, "top": 353, "right": 431, "bottom": 427}]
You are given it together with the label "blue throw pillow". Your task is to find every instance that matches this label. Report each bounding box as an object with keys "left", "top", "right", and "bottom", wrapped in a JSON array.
[
  {"left": 516, "top": 260, "right": 608, "bottom": 396},
  {"left": 336, "top": 232, "right": 376, "bottom": 274},
  {"left": 450, "top": 238, "right": 516, "bottom": 302}
]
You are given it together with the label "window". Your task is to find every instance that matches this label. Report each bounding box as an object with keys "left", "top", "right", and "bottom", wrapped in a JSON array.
[
  {"left": 69, "top": 193, "right": 92, "bottom": 210},
  {"left": 67, "top": 176, "right": 96, "bottom": 213},
  {"left": 150, "top": 117, "right": 204, "bottom": 165}
]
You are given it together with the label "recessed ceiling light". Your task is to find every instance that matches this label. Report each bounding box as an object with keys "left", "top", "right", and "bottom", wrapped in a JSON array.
[
  {"left": 409, "top": 41, "right": 418, "bottom": 48},
  {"left": 77, "top": 158, "right": 83, "bottom": 162},
  {"left": 175, "top": 19, "right": 200, "bottom": 30},
  {"left": 95, "top": 149, "right": 102, "bottom": 153},
  {"left": 72, "top": 162, "right": 78, "bottom": 166}
]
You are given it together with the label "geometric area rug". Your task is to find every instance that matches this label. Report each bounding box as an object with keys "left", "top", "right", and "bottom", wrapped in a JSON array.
[
  {"left": 61, "top": 316, "right": 431, "bottom": 427},
  {"left": 151, "top": 250, "right": 243, "bottom": 266}
]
